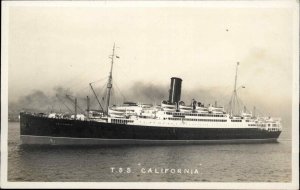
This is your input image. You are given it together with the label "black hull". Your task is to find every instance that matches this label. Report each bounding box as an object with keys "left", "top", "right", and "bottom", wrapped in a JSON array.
[{"left": 20, "top": 113, "right": 281, "bottom": 145}]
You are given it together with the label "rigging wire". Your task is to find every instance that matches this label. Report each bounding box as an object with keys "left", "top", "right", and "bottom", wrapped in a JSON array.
[
  {"left": 113, "top": 80, "right": 126, "bottom": 103},
  {"left": 110, "top": 87, "right": 115, "bottom": 105},
  {"left": 100, "top": 81, "right": 108, "bottom": 107},
  {"left": 89, "top": 75, "right": 109, "bottom": 85},
  {"left": 62, "top": 64, "right": 109, "bottom": 86},
  {"left": 67, "top": 76, "right": 108, "bottom": 97},
  {"left": 55, "top": 94, "right": 73, "bottom": 113}
]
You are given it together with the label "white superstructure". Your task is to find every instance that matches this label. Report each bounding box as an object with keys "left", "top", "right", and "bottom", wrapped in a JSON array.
[{"left": 103, "top": 102, "right": 282, "bottom": 132}]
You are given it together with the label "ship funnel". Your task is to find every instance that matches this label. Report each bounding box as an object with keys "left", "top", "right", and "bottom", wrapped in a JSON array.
[{"left": 168, "top": 77, "right": 182, "bottom": 104}]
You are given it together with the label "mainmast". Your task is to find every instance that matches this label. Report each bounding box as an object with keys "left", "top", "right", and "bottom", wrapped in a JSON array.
[
  {"left": 229, "top": 62, "right": 240, "bottom": 116},
  {"left": 234, "top": 62, "right": 239, "bottom": 94},
  {"left": 106, "top": 43, "right": 118, "bottom": 114}
]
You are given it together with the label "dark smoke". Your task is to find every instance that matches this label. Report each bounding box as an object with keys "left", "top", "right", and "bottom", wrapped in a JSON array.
[
  {"left": 123, "top": 82, "right": 168, "bottom": 104},
  {"left": 8, "top": 82, "right": 279, "bottom": 114},
  {"left": 9, "top": 82, "right": 228, "bottom": 113},
  {"left": 110, "top": 82, "right": 230, "bottom": 107},
  {"left": 9, "top": 86, "right": 77, "bottom": 114}
]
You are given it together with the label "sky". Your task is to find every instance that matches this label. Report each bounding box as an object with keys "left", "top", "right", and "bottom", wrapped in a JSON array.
[{"left": 6, "top": 2, "right": 297, "bottom": 128}]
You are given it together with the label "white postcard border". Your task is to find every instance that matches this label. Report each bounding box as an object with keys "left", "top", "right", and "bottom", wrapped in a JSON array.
[{"left": 1, "top": 1, "right": 299, "bottom": 189}]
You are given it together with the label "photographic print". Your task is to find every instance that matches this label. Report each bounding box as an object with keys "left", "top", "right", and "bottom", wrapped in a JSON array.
[{"left": 1, "top": 1, "right": 299, "bottom": 189}]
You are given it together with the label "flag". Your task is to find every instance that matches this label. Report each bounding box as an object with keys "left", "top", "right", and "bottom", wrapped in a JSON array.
[{"left": 116, "top": 56, "right": 120, "bottom": 58}]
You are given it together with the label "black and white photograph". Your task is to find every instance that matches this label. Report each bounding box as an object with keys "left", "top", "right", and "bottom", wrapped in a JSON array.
[{"left": 1, "top": 1, "right": 299, "bottom": 189}]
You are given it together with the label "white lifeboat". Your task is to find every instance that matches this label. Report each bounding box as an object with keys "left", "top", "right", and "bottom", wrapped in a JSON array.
[
  {"left": 161, "top": 101, "right": 176, "bottom": 111},
  {"left": 179, "top": 105, "right": 192, "bottom": 112},
  {"left": 108, "top": 108, "right": 125, "bottom": 115}
]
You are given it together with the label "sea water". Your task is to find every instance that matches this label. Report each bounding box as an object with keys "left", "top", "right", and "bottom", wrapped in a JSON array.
[{"left": 7, "top": 122, "right": 291, "bottom": 182}]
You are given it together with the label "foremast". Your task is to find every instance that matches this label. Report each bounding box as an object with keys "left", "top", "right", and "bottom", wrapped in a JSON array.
[{"left": 106, "top": 43, "right": 119, "bottom": 114}]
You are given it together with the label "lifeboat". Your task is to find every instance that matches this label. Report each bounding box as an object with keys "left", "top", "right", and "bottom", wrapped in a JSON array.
[
  {"left": 162, "top": 107, "right": 176, "bottom": 112},
  {"left": 109, "top": 113, "right": 126, "bottom": 118},
  {"left": 161, "top": 101, "right": 176, "bottom": 110},
  {"left": 179, "top": 105, "right": 192, "bottom": 112},
  {"left": 179, "top": 105, "right": 192, "bottom": 109},
  {"left": 108, "top": 108, "right": 125, "bottom": 115},
  {"left": 161, "top": 102, "right": 175, "bottom": 108},
  {"left": 196, "top": 106, "right": 209, "bottom": 111}
]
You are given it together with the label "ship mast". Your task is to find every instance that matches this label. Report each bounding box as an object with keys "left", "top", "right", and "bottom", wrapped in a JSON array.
[
  {"left": 234, "top": 62, "right": 239, "bottom": 94},
  {"left": 106, "top": 43, "right": 118, "bottom": 114},
  {"left": 229, "top": 62, "right": 240, "bottom": 116}
]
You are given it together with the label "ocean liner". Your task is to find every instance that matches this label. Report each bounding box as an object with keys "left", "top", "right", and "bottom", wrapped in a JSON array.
[{"left": 20, "top": 44, "right": 282, "bottom": 145}]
